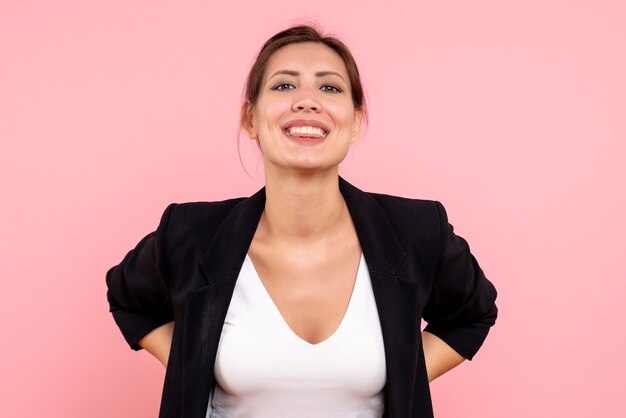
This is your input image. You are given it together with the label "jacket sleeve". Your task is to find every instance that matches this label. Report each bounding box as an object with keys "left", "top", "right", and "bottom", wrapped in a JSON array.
[
  {"left": 105, "top": 203, "right": 177, "bottom": 351},
  {"left": 422, "top": 201, "right": 498, "bottom": 360}
]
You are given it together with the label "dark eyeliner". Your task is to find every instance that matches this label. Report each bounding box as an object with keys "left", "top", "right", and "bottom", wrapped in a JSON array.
[
  {"left": 322, "top": 84, "right": 343, "bottom": 93},
  {"left": 271, "top": 82, "right": 294, "bottom": 91}
]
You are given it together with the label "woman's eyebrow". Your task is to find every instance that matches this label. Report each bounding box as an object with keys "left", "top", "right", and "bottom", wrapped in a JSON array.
[{"left": 268, "top": 69, "right": 346, "bottom": 82}]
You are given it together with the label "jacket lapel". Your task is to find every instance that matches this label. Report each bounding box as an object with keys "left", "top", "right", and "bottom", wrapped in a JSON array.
[
  {"left": 181, "top": 187, "right": 265, "bottom": 418},
  {"left": 339, "top": 177, "right": 419, "bottom": 417},
  {"left": 180, "top": 177, "right": 419, "bottom": 418}
]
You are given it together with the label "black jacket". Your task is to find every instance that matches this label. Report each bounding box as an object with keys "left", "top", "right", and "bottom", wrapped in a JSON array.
[{"left": 106, "top": 176, "right": 498, "bottom": 418}]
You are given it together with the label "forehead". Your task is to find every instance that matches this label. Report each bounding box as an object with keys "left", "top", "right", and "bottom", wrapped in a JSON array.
[{"left": 264, "top": 42, "right": 349, "bottom": 78}]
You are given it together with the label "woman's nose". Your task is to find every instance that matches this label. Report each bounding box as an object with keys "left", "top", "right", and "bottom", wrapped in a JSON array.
[{"left": 292, "top": 90, "right": 321, "bottom": 112}]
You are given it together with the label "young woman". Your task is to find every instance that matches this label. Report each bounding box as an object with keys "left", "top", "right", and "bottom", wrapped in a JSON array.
[{"left": 106, "top": 24, "right": 498, "bottom": 418}]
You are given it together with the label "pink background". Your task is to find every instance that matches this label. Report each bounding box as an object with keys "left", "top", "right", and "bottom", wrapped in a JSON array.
[{"left": 1, "top": 1, "right": 624, "bottom": 417}]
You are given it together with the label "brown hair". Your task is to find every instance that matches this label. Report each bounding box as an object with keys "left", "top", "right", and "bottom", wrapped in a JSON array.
[{"left": 238, "top": 22, "right": 368, "bottom": 175}]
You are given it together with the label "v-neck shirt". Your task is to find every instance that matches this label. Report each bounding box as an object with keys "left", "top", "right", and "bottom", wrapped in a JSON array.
[{"left": 207, "top": 252, "right": 387, "bottom": 418}]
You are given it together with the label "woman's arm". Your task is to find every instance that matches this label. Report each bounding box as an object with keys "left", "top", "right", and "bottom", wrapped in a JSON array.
[
  {"left": 422, "top": 330, "right": 465, "bottom": 382},
  {"left": 422, "top": 201, "right": 498, "bottom": 363},
  {"left": 106, "top": 204, "right": 177, "bottom": 353},
  {"left": 138, "top": 321, "right": 175, "bottom": 367}
]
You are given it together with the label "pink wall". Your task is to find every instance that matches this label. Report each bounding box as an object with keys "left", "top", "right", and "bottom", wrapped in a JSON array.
[{"left": 1, "top": 1, "right": 624, "bottom": 417}]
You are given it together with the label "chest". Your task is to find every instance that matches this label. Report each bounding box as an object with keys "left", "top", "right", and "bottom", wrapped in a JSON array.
[{"left": 247, "top": 233, "right": 362, "bottom": 345}]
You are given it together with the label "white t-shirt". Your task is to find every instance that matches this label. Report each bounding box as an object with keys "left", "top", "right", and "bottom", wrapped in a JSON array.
[{"left": 206, "top": 253, "right": 387, "bottom": 418}]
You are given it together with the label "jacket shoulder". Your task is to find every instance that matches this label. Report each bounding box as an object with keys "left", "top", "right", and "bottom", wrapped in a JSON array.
[
  {"left": 365, "top": 191, "right": 443, "bottom": 251},
  {"left": 163, "top": 197, "right": 247, "bottom": 245},
  {"left": 368, "top": 191, "right": 440, "bottom": 224},
  {"left": 169, "top": 197, "right": 245, "bottom": 224}
]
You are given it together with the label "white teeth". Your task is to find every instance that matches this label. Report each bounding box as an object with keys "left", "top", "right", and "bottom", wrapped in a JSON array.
[{"left": 287, "top": 126, "right": 327, "bottom": 137}]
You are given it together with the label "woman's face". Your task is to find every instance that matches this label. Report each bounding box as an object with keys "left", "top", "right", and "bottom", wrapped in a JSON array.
[{"left": 243, "top": 42, "right": 363, "bottom": 173}]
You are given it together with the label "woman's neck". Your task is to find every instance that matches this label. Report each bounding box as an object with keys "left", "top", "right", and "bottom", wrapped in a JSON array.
[{"left": 261, "top": 169, "right": 346, "bottom": 241}]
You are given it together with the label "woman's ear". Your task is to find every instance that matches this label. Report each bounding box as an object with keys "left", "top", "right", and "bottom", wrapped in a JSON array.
[
  {"left": 240, "top": 101, "right": 257, "bottom": 139},
  {"left": 350, "top": 109, "right": 364, "bottom": 144}
]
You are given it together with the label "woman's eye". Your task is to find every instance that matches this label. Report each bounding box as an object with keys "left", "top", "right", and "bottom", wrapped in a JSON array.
[
  {"left": 272, "top": 83, "right": 294, "bottom": 91},
  {"left": 321, "top": 85, "right": 342, "bottom": 93}
]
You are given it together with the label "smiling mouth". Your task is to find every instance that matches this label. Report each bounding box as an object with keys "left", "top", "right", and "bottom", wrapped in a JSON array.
[{"left": 283, "top": 126, "right": 328, "bottom": 138}]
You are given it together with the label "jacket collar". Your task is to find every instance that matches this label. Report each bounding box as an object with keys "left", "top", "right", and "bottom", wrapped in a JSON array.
[{"left": 199, "top": 176, "right": 406, "bottom": 285}]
